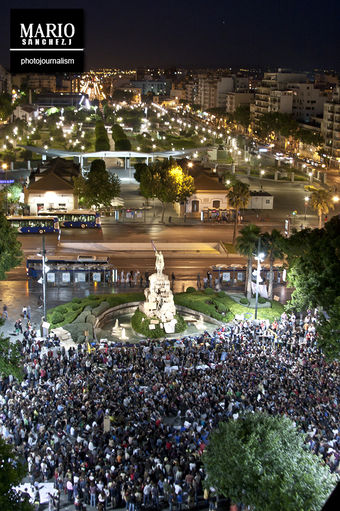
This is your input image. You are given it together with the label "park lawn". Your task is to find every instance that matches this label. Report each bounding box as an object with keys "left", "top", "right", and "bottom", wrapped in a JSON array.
[{"left": 175, "top": 290, "right": 284, "bottom": 323}]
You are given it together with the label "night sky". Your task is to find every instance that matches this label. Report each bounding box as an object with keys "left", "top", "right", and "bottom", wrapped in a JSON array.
[{"left": 1, "top": 0, "right": 339, "bottom": 71}]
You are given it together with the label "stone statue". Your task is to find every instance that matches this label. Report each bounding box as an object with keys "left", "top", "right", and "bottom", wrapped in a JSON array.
[{"left": 155, "top": 251, "right": 164, "bottom": 275}]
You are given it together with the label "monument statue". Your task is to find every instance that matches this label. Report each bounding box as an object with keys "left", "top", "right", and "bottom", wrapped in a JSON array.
[
  {"left": 139, "top": 249, "right": 177, "bottom": 333},
  {"left": 155, "top": 251, "right": 164, "bottom": 275}
]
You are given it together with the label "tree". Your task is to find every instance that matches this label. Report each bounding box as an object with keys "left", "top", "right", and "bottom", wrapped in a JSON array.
[
  {"left": 0, "top": 93, "right": 13, "bottom": 122},
  {"left": 257, "top": 112, "right": 298, "bottom": 140},
  {"left": 0, "top": 319, "right": 23, "bottom": 379},
  {"left": 306, "top": 186, "right": 334, "bottom": 229},
  {"left": 134, "top": 162, "right": 149, "bottom": 183},
  {"left": 0, "top": 436, "right": 32, "bottom": 510},
  {"left": 73, "top": 159, "right": 120, "bottom": 209},
  {"left": 284, "top": 217, "right": 340, "bottom": 358},
  {"left": 138, "top": 159, "right": 195, "bottom": 223},
  {"left": 316, "top": 297, "right": 340, "bottom": 360},
  {"left": 203, "top": 413, "right": 336, "bottom": 511},
  {"left": 236, "top": 224, "right": 261, "bottom": 299},
  {"left": 233, "top": 104, "right": 250, "bottom": 130},
  {"left": 95, "top": 120, "right": 110, "bottom": 152},
  {"left": 156, "top": 159, "right": 195, "bottom": 223},
  {"left": 0, "top": 212, "right": 22, "bottom": 280},
  {"left": 261, "top": 229, "right": 285, "bottom": 300},
  {"left": 115, "top": 138, "right": 131, "bottom": 151},
  {"left": 227, "top": 181, "right": 250, "bottom": 243}
]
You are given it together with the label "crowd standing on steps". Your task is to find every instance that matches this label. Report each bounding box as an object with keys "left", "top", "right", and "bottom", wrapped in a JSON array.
[{"left": 0, "top": 310, "right": 339, "bottom": 510}]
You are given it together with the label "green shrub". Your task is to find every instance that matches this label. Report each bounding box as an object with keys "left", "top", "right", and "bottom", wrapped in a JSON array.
[
  {"left": 186, "top": 287, "right": 196, "bottom": 293},
  {"left": 204, "top": 288, "right": 215, "bottom": 295},
  {"left": 240, "top": 297, "right": 249, "bottom": 305},
  {"left": 63, "top": 322, "right": 94, "bottom": 343},
  {"left": 73, "top": 310, "right": 90, "bottom": 324},
  {"left": 71, "top": 298, "right": 82, "bottom": 304},
  {"left": 92, "top": 301, "right": 110, "bottom": 317},
  {"left": 217, "top": 291, "right": 226, "bottom": 298},
  {"left": 55, "top": 305, "right": 68, "bottom": 314},
  {"left": 86, "top": 314, "right": 96, "bottom": 325},
  {"left": 258, "top": 297, "right": 267, "bottom": 304},
  {"left": 51, "top": 312, "right": 64, "bottom": 324},
  {"left": 72, "top": 303, "right": 81, "bottom": 311}
]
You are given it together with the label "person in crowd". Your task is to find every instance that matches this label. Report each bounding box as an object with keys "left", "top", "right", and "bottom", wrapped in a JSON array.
[{"left": 0, "top": 309, "right": 338, "bottom": 511}]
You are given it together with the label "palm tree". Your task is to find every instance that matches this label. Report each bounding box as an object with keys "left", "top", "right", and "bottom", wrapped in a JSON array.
[
  {"left": 307, "top": 187, "right": 334, "bottom": 229},
  {"left": 261, "top": 229, "right": 284, "bottom": 300},
  {"left": 227, "top": 181, "right": 250, "bottom": 243},
  {"left": 236, "top": 224, "right": 261, "bottom": 300}
]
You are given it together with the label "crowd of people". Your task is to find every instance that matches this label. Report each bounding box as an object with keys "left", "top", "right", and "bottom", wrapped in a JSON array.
[{"left": 0, "top": 310, "right": 339, "bottom": 510}]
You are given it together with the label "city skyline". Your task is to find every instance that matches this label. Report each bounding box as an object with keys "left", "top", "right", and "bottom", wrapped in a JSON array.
[{"left": 0, "top": 0, "right": 339, "bottom": 71}]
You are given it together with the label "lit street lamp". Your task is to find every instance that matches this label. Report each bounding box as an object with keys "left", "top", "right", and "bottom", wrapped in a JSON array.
[
  {"left": 254, "top": 238, "right": 265, "bottom": 320},
  {"left": 37, "top": 236, "right": 50, "bottom": 321},
  {"left": 304, "top": 196, "right": 310, "bottom": 221}
]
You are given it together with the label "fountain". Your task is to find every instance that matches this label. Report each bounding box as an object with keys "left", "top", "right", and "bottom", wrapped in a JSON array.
[
  {"left": 120, "top": 327, "right": 129, "bottom": 341},
  {"left": 111, "top": 319, "right": 120, "bottom": 335},
  {"left": 196, "top": 314, "right": 205, "bottom": 330},
  {"left": 139, "top": 250, "right": 177, "bottom": 333}
]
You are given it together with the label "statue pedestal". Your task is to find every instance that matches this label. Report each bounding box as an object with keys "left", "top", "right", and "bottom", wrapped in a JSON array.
[{"left": 139, "top": 272, "right": 177, "bottom": 332}]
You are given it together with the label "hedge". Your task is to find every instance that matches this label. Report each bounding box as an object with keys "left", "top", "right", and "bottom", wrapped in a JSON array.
[
  {"left": 186, "top": 287, "right": 196, "bottom": 293},
  {"left": 47, "top": 292, "right": 145, "bottom": 329}
]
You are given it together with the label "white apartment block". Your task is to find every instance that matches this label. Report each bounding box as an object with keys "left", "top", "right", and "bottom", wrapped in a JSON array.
[
  {"left": 252, "top": 71, "right": 307, "bottom": 122},
  {"left": 321, "top": 87, "right": 340, "bottom": 159},
  {"left": 198, "top": 75, "right": 248, "bottom": 110}
]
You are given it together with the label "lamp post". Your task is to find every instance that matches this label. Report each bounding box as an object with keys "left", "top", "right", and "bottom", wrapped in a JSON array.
[
  {"left": 254, "top": 238, "right": 265, "bottom": 320},
  {"left": 37, "top": 236, "right": 48, "bottom": 321},
  {"left": 304, "top": 196, "right": 309, "bottom": 221}
]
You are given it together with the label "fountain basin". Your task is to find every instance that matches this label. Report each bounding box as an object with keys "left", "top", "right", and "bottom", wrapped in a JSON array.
[{"left": 94, "top": 302, "right": 223, "bottom": 343}]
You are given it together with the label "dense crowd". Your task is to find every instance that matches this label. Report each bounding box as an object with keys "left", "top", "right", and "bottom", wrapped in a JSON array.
[{"left": 0, "top": 310, "right": 339, "bottom": 510}]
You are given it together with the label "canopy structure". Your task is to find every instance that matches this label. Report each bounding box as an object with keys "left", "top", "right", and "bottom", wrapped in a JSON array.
[{"left": 21, "top": 145, "right": 208, "bottom": 173}]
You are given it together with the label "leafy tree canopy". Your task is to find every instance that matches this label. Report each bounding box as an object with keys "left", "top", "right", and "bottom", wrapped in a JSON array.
[
  {"left": 203, "top": 413, "right": 336, "bottom": 511},
  {"left": 0, "top": 212, "right": 23, "bottom": 280},
  {"left": 73, "top": 159, "right": 120, "bottom": 209},
  {"left": 0, "top": 436, "right": 32, "bottom": 510},
  {"left": 284, "top": 216, "right": 340, "bottom": 359},
  {"left": 232, "top": 104, "right": 251, "bottom": 129}
]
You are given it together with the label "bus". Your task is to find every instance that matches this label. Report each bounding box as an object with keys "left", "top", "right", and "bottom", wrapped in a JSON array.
[
  {"left": 7, "top": 216, "right": 59, "bottom": 234},
  {"left": 38, "top": 210, "right": 101, "bottom": 229},
  {"left": 26, "top": 254, "right": 116, "bottom": 284}
]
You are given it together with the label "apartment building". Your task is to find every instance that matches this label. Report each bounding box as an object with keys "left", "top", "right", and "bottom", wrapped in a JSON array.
[
  {"left": 12, "top": 73, "right": 56, "bottom": 92},
  {"left": 0, "top": 65, "right": 11, "bottom": 94},
  {"left": 132, "top": 80, "right": 171, "bottom": 96},
  {"left": 290, "top": 83, "right": 326, "bottom": 122},
  {"left": 321, "top": 87, "right": 340, "bottom": 160},
  {"left": 198, "top": 75, "right": 239, "bottom": 110},
  {"left": 252, "top": 71, "right": 307, "bottom": 122}
]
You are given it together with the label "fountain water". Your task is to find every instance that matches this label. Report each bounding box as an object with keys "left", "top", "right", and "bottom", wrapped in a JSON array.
[
  {"left": 111, "top": 319, "right": 120, "bottom": 335},
  {"left": 196, "top": 314, "right": 205, "bottom": 330},
  {"left": 120, "top": 328, "right": 129, "bottom": 341}
]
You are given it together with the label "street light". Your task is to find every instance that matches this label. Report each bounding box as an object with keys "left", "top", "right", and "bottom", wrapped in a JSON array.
[
  {"left": 332, "top": 195, "right": 339, "bottom": 204},
  {"left": 304, "top": 196, "right": 310, "bottom": 220},
  {"left": 254, "top": 238, "right": 265, "bottom": 320},
  {"left": 37, "top": 236, "right": 48, "bottom": 321}
]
